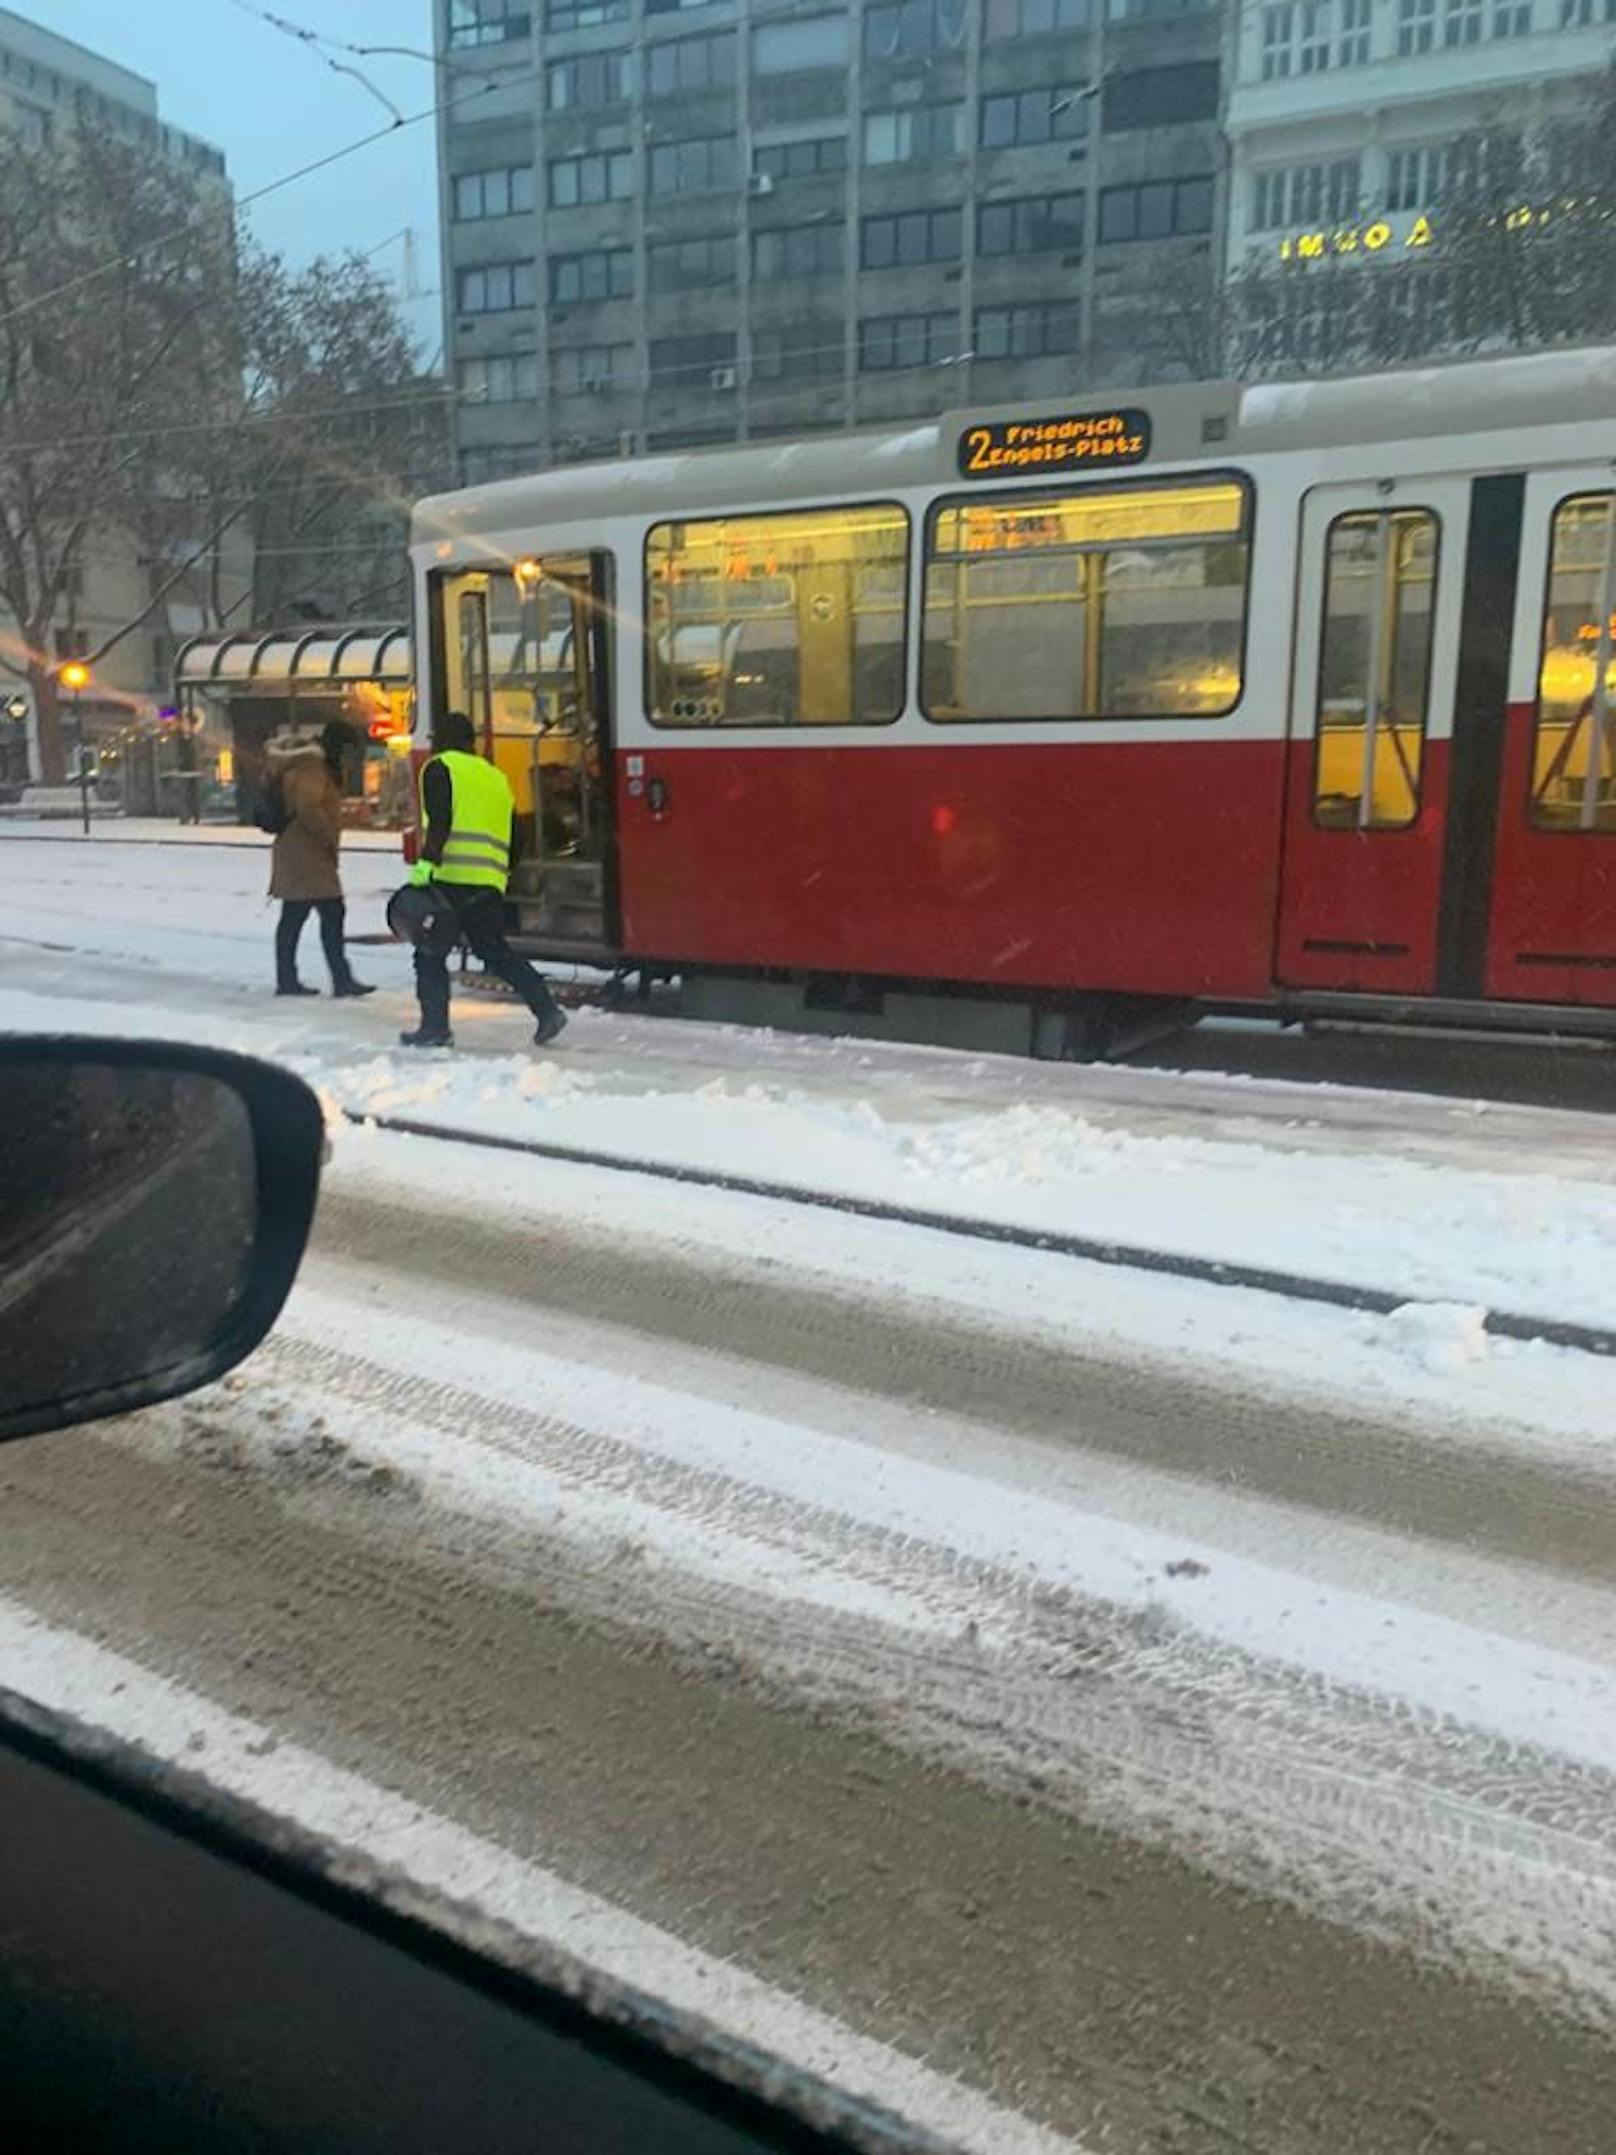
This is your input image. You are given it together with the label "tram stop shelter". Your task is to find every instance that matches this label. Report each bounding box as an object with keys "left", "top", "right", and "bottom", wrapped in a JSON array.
[{"left": 175, "top": 625, "right": 415, "bottom": 830}]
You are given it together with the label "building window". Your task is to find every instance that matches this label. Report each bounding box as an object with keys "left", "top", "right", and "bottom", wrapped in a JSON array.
[
  {"left": 648, "top": 135, "right": 739, "bottom": 195},
  {"left": 1297, "top": 0, "right": 1333, "bottom": 66},
  {"left": 647, "top": 505, "right": 909, "bottom": 730},
  {"left": 973, "top": 299, "right": 1083, "bottom": 360},
  {"left": 753, "top": 15, "right": 851, "bottom": 73},
  {"left": 752, "top": 320, "right": 844, "bottom": 381},
  {"left": 1492, "top": 0, "right": 1531, "bottom": 27},
  {"left": 459, "top": 354, "right": 541, "bottom": 402},
  {"left": 452, "top": 165, "right": 536, "bottom": 220},
  {"left": 460, "top": 443, "right": 540, "bottom": 485},
  {"left": 863, "top": 0, "right": 970, "bottom": 61},
  {"left": 456, "top": 261, "right": 538, "bottom": 314},
  {"left": 922, "top": 479, "right": 1251, "bottom": 723},
  {"left": 860, "top": 207, "right": 963, "bottom": 269},
  {"left": 1106, "top": 0, "right": 1217, "bottom": 13},
  {"left": 1102, "top": 63, "right": 1221, "bottom": 131},
  {"left": 1340, "top": 0, "right": 1373, "bottom": 59},
  {"left": 1262, "top": 2, "right": 1295, "bottom": 77},
  {"left": 980, "top": 86, "right": 1091, "bottom": 150},
  {"left": 1560, "top": 0, "right": 1594, "bottom": 19},
  {"left": 545, "top": 0, "right": 627, "bottom": 25},
  {"left": 549, "top": 247, "right": 634, "bottom": 303},
  {"left": 1444, "top": 0, "right": 1484, "bottom": 37},
  {"left": 549, "top": 151, "right": 634, "bottom": 208},
  {"left": 1250, "top": 158, "right": 1360, "bottom": 230},
  {"left": 647, "top": 30, "right": 736, "bottom": 96},
  {"left": 11, "top": 100, "right": 50, "bottom": 146},
  {"left": 1098, "top": 176, "right": 1214, "bottom": 242},
  {"left": 754, "top": 135, "right": 848, "bottom": 183},
  {"left": 649, "top": 332, "right": 738, "bottom": 389},
  {"left": 1384, "top": 145, "right": 1443, "bottom": 211},
  {"left": 977, "top": 191, "right": 1086, "bottom": 256},
  {"left": 1533, "top": 494, "right": 1616, "bottom": 831},
  {"left": 547, "top": 51, "right": 633, "bottom": 109},
  {"left": 1398, "top": 0, "right": 1438, "bottom": 50},
  {"left": 649, "top": 233, "right": 737, "bottom": 289},
  {"left": 1264, "top": 0, "right": 1365, "bottom": 74},
  {"left": 859, "top": 310, "right": 958, "bottom": 370},
  {"left": 552, "top": 343, "right": 637, "bottom": 394},
  {"left": 1315, "top": 509, "right": 1438, "bottom": 830},
  {"left": 863, "top": 103, "right": 963, "bottom": 166},
  {"left": 752, "top": 221, "right": 845, "bottom": 278},
  {"left": 448, "top": 0, "right": 531, "bottom": 48},
  {"left": 984, "top": 0, "right": 1091, "bottom": 31}
]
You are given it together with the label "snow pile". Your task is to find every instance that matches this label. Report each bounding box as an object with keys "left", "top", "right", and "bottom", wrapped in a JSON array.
[{"left": 1381, "top": 1301, "right": 1493, "bottom": 1375}]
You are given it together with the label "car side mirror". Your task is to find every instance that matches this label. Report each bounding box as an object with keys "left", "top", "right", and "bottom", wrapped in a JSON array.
[{"left": 0, "top": 1038, "right": 323, "bottom": 1443}]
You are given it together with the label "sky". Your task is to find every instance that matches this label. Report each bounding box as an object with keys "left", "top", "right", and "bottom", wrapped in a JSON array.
[{"left": 25, "top": 2, "right": 445, "bottom": 352}]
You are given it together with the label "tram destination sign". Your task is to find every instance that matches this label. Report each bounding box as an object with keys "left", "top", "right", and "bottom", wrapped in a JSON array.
[{"left": 957, "top": 409, "right": 1151, "bottom": 480}]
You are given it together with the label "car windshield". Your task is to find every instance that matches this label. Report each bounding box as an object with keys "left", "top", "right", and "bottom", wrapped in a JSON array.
[{"left": 1, "top": 4, "right": 1614, "bottom": 2151}]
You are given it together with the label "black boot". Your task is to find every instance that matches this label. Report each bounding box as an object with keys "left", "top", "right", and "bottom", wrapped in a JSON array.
[
  {"left": 399, "top": 1026, "right": 453, "bottom": 1049},
  {"left": 332, "top": 980, "right": 376, "bottom": 999},
  {"left": 276, "top": 981, "right": 318, "bottom": 998},
  {"left": 532, "top": 1008, "right": 568, "bottom": 1047}
]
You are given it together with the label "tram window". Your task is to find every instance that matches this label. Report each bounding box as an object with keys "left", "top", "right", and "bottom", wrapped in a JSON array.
[
  {"left": 1313, "top": 508, "right": 1438, "bottom": 831},
  {"left": 920, "top": 478, "right": 1249, "bottom": 723},
  {"left": 434, "top": 563, "right": 592, "bottom": 743},
  {"left": 645, "top": 504, "right": 908, "bottom": 728},
  {"left": 1532, "top": 492, "right": 1616, "bottom": 834}
]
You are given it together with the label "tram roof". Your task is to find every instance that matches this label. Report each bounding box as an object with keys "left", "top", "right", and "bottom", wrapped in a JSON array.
[{"left": 415, "top": 344, "right": 1616, "bottom": 546}]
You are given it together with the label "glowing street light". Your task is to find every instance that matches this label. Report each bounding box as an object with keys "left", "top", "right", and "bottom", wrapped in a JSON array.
[{"left": 58, "top": 661, "right": 94, "bottom": 832}]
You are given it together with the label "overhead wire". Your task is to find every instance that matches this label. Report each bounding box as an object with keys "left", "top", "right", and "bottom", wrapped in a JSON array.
[{"left": 0, "top": 56, "right": 537, "bottom": 334}]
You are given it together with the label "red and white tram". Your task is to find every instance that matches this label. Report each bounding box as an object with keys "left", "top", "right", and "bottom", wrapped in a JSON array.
[{"left": 409, "top": 346, "right": 1616, "bottom": 1053}]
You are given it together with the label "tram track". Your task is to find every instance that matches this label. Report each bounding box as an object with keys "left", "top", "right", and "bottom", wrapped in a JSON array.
[{"left": 346, "top": 1107, "right": 1616, "bottom": 1362}]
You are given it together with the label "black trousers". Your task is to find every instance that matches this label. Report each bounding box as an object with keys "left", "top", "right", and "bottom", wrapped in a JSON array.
[
  {"left": 276, "top": 898, "right": 352, "bottom": 990},
  {"left": 414, "top": 885, "right": 560, "bottom": 1035}
]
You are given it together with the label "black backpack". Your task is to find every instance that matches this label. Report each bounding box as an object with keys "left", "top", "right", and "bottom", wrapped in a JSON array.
[{"left": 255, "top": 769, "right": 290, "bottom": 836}]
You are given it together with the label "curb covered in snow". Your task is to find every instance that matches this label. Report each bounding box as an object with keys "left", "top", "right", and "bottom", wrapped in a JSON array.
[{"left": 349, "top": 1111, "right": 1616, "bottom": 1363}]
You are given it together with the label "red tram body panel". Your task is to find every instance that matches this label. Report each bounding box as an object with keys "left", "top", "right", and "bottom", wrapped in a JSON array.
[{"left": 615, "top": 741, "right": 1285, "bottom": 999}]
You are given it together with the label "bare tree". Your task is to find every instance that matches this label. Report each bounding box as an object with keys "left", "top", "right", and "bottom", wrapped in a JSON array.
[
  {"left": 0, "top": 127, "right": 238, "bottom": 780},
  {"left": 1437, "top": 68, "right": 1616, "bottom": 353},
  {"left": 212, "top": 253, "right": 452, "bottom": 631},
  {"left": 0, "top": 127, "right": 450, "bottom": 783}
]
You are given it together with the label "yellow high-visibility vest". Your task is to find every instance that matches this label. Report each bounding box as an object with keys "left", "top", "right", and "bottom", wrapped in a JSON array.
[{"left": 422, "top": 749, "right": 513, "bottom": 892}]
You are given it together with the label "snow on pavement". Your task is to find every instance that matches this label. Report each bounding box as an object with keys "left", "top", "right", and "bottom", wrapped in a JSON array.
[
  {"left": 3, "top": 830, "right": 1615, "bottom": 1350},
  {"left": 0, "top": 1600, "right": 1076, "bottom": 2155}
]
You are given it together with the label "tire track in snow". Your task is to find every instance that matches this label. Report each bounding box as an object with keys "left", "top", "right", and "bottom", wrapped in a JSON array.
[{"left": 163, "top": 1324, "right": 1616, "bottom": 2028}]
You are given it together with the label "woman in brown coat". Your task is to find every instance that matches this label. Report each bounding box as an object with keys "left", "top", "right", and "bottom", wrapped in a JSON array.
[{"left": 269, "top": 721, "right": 372, "bottom": 998}]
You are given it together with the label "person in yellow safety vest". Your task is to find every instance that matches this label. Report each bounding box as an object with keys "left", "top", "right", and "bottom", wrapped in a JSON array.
[{"left": 398, "top": 709, "right": 568, "bottom": 1051}]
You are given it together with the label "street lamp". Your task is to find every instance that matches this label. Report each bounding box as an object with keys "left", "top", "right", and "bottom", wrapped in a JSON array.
[{"left": 58, "top": 660, "right": 93, "bottom": 834}]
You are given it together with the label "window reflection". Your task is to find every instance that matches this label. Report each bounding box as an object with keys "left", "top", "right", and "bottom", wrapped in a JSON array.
[
  {"left": 646, "top": 506, "right": 909, "bottom": 728},
  {"left": 1314, "top": 508, "right": 1438, "bottom": 830},
  {"left": 1534, "top": 493, "right": 1616, "bottom": 833},
  {"left": 921, "top": 480, "right": 1249, "bottom": 721}
]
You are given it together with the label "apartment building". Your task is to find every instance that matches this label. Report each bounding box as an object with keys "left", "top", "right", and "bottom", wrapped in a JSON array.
[
  {"left": 437, "top": 0, "right": 1227, "bottom": 479},
  {"left": 0, "top": 9, "right": 236, "bottom": 752},
  {"left": 1226, "top": 0, "right": 1616, "bottom": 275}
]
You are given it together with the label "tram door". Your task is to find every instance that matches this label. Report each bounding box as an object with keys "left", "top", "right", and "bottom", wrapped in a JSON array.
[
  {"left": 1275, "top": 478, "right": 1472, "bottom": 994},
  {"left": 433, "top": 554, "right": 617, "bottom": 950},
  {"left": 1485, "top": 469, "right": 1616, "bottom": 1007}
]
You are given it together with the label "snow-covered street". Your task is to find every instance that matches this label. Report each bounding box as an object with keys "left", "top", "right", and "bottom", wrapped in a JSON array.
[{"left": 3, "top": 827, "right": 1615, "bottom": 2154}]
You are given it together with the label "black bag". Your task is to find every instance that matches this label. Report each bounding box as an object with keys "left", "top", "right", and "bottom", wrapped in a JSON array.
[{"left": 255, "top": 770, "right": 290, "bottom": 836}]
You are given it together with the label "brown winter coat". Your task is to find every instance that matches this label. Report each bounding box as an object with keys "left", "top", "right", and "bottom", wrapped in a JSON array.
[{"left": 268, "top": 746, "right": 344, "bottom": 902}]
